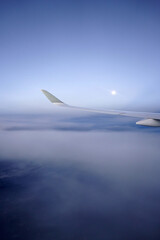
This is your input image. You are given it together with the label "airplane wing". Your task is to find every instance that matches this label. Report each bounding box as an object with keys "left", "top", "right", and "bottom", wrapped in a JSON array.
[{"left": 41, "top": 89, "right": 160, "bottom": 127}]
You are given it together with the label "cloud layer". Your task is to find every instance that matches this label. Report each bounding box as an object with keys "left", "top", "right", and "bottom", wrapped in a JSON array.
[{"left": 0, "top": 113, "right": 160, "bottom": 239}]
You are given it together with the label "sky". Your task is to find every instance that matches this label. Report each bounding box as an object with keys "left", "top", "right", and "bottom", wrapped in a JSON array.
[{"left": 0, "top": 0, "right": 160, "bottom": 113}]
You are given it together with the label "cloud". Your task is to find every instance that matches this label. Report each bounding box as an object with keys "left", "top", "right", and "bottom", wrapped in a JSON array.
[
  {"left": 0, "top": 113, "right": 160, "bottom": 239},
  {"left": 1, "top": 113, "right": 160, "bottom": 133}
]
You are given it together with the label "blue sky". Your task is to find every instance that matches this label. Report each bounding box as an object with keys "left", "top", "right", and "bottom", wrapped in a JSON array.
[{"left": 0, "top": 0, "right": 160, "bottom": 112}]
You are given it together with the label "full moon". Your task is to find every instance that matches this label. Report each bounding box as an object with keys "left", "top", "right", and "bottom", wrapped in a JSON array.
[{"left": 111, "top": 90, "right": 117, "bottom": 95}]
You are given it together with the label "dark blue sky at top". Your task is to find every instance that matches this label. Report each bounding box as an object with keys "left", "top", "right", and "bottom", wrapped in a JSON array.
[{"left": 0, "top": 0, "right": 160, "bottom": 112}]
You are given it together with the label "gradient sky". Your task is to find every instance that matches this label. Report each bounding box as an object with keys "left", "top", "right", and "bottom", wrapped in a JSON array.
[{"left": 1, "top": 0, "right": 160, "bottom": 113}]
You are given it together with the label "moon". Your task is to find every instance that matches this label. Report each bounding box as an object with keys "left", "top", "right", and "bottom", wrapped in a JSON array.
[{"left": 111, "top": 90, "right": 117, "bottom": 95}]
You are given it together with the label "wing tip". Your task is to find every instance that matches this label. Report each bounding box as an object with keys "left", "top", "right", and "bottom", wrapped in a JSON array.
[
  {"left": 41, "top": 89, "right": 47, "bottom": 94},
  {"left": 41, "top": 89, "right": 65, "bottom": 105}
]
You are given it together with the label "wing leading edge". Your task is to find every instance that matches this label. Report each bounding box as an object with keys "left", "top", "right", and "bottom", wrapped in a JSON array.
[{"left": 41, "top": 89, "right": 160, "bottom": 127}]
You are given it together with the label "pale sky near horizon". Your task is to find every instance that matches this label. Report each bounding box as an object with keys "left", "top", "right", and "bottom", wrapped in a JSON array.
[{"left": 1, "top": 0, "right": 160, "bottom": 113}]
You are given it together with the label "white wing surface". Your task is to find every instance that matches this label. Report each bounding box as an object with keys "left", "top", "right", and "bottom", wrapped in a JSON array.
[{"left": 41, "top": 90, "right": 160, "bottom": 127}]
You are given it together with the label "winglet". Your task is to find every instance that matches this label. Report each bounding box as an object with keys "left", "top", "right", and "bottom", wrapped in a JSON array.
[{"left": 41, "top": 90, "right": 65, "bottom": 105}]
